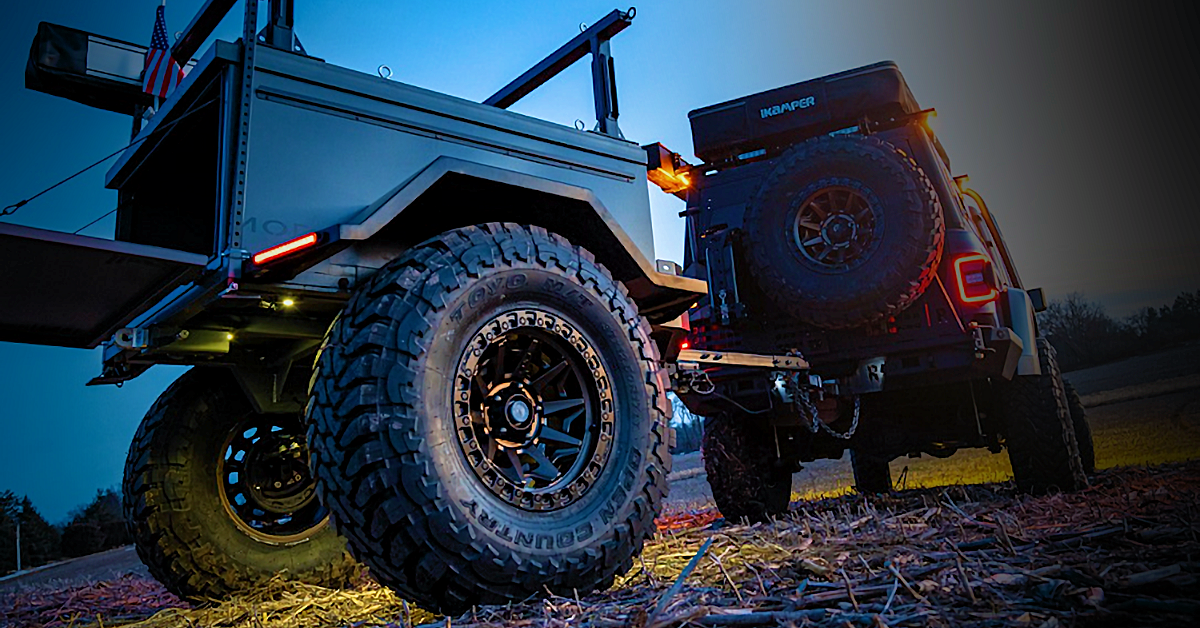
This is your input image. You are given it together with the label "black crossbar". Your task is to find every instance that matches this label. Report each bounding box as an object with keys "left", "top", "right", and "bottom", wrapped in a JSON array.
[
  {"left": 484, "top": 9, "right": 633, "bottom": 110},
  {"left": 171, "top": 0, "right": 238, "bottom": 65}
]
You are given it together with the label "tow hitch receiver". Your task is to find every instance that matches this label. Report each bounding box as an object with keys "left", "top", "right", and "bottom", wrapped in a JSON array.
[
  {"left": 675, "top": 349, "right": 810, "bottom": 371},
  {"left": 670, "top": 349, "right": 811, "bottom": 396}
]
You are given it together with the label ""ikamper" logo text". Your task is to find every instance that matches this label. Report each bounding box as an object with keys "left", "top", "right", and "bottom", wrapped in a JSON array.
[{"left": 760, "top": 95, "right": 817, "bottom": 119}]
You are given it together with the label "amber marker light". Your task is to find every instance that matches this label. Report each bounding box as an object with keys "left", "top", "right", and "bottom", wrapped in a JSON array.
[
  {"left": 648, "top": 167, "right": 691, "bottom": 194},
  {"left": 922, "top": 109, "right": 939, "bottom": 133},
  {"left": 252, "top": 232, "right": 318, "bottom": 265}
]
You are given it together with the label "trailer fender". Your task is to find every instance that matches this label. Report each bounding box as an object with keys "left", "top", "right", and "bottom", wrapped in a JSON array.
[{"left": 334, "top": 157, "right": 705, "bottom": 321}]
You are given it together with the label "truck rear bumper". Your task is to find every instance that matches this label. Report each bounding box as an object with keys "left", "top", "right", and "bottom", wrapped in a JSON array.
[
  {"left": 856, "top": 325, "right": 1023, "bottom": 393},
  {"left": 681, "top": 324, "right": 1022, "bottom": 404}
]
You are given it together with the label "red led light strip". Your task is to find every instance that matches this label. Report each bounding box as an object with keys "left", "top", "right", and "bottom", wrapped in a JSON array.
[{"left": 252, "top": 232, "right": 318, "bottom": 265}]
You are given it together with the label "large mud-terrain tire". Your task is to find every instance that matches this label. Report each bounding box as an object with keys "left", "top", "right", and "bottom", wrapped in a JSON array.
[
  {"left": 702, "top": 415, "right": 791, "bottom": 522},
  {"left": 306, "top": 223, "right": 671, "bottom": 615},
  {"left": 850, "top": 450, "right": 893, "bottom": 494},
  {"left": 1063, "top": 379, "right": 1096, "bottom": 473},
  {"left": 123, "top": 369, "right": 355, "bottom": 603},
  {"left": 999, "top": 340, "right": 1088, "bottom": 494},
  {"left": 743, "top": 135, "right": 944, "bottom": 329}
]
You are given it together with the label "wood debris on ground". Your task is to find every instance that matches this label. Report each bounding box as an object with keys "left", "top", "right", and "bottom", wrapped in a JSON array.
[
  {"left": 0, "top": 573, "right": 185, "bottom": 627},
  {"left": 3, "top": 460, "right": 1199, "bottom": 627}
]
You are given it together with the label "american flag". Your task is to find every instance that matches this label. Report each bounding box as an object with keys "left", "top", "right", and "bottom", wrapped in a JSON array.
[{"left": 142, "top": 4, "right": 184, "bottom": 99}]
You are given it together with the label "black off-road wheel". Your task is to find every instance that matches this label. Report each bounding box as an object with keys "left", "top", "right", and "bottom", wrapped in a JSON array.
[
  {"left": 999, "top": 339, "right": 1088, "bottom": 494},
  {"left": 123, "top": 369, "right": 355, "bottom": 603},
  {"left": 702, "top": 415, "right": 792, "bottom": 523},
  {"left": 1063, "top": 379, "right": 1096, "bottom": 473},
  {"left": 850, "top": 449, "right": 893, "bottom": 494},
  {"left": 742, "top": 135, "right": 944, "bottom": 329},
  {"left": 306, "top": 223, "right": 671, "bottom": 615}
]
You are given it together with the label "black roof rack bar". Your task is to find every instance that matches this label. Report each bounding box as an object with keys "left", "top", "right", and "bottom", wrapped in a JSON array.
[
  {"left": 171, "top": 0, "right": 237, "bottom": 66},
  {"left": 485, "top": 8, "right": 634, "bottom": 138}
]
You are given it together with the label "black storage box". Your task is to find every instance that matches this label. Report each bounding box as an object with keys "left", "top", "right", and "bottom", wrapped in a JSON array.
[{"left": 688, "top": 61, "right": 920, "bottom": 162}]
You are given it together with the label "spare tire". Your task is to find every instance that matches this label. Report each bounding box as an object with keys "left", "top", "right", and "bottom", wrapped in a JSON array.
[{"left": 743, "top": 135, "right": 944, "bottom": 329}]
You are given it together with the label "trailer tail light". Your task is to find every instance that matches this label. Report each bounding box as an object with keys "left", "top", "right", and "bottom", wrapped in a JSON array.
[
  {"left": 953, "top": 253, "right": 999, "bottom": 304},
  {"left": 252, "top": 233, "right": 318, "bottom": 265}
]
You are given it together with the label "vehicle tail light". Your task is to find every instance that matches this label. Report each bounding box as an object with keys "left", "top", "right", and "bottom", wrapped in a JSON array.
[
  {"left": 252, "top": 232, "right": 318, "bottom": 265},
  {"left": 953, "top": 253, "right": 999, "bottom": 304}
]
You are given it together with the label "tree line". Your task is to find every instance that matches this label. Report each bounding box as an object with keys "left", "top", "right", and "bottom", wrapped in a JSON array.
[
  {"left": 1039, "top": 289, "right": 1200, "bottom": 372},
  {"left": 0, "top": 488, "right": 132, "bottom": 574}
]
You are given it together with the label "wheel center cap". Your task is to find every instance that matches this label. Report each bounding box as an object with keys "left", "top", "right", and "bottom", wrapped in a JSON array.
[
  {"left": 483, "top": 383, "right": 542, "bottom": 447},
  {"left": 822, "top": 215, "right": 857, "bottom": 247},
  {"left": 506, "top": 397, "right": 532, "bottom": 427}
]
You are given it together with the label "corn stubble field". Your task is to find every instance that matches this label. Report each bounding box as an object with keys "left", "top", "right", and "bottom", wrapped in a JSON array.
[{"left": 4, "top": 386, "right": 1199, "bottom": 628}]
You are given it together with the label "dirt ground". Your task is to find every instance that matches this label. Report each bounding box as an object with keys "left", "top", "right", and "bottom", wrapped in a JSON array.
[{"left": 2, "top": 346, "right": 1198, "bottom": 626}]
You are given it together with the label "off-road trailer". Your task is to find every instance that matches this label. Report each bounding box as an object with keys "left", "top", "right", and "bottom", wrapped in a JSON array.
[
  {"left": 1, "top": 0, "right": 1089, "bottom": 614},
  {"left": 5, "top": 0, "right": 719, "bottom": 612}
]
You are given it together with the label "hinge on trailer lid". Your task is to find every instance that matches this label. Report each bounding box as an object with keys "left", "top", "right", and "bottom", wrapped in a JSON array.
[{"left": 113, "top": 327, "right": 151, "bottom": 349}]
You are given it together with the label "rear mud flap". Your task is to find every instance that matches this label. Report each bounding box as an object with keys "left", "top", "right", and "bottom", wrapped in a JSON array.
[{"left": 0, "top": 222, "right": 207, "bottom": 348}]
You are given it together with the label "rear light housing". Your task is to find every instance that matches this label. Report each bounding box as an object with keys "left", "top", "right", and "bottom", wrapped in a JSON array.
[
  {"left": 252, "top": 232, "right": 319, "bottom": 265},
  {"left": 953, "top": 253, "right": 999, "bottom": 304}
]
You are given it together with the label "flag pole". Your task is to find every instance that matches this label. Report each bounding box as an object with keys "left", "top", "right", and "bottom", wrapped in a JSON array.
[{"left": 162, "top": 0, "right": 168, "bottom": 111}]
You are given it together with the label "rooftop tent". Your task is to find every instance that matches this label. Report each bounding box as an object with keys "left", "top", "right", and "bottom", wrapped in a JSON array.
[
  {"left": 688, "top": 61, "right": 921, "bottom": 162},
  {"left": 26, "top": 22, "right": 196, "bottom": 115}
]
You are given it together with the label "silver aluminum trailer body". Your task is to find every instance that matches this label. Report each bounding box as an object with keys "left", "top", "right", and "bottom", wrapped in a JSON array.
[
  {"left": 107, "top": 44, "right": 665, "bottom": 289},
  {"left": 3, "top": 28, "right": 702, "bottom": 394}
]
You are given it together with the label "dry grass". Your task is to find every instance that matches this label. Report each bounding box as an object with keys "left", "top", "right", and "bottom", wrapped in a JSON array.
[
  {"left": 5, "top": 387, "right": 1197, "bottom": 627},
  {"left": 6, "top": 461, "right": 1200, "bottom": 627},
  {"left": 116, "top": 576, "right": 438, "bottom": 628},
  {"left": 430, "top": 461, "right": 1200, "bottom": 628}
]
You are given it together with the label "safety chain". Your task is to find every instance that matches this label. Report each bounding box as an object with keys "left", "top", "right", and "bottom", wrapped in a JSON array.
[
  {"left": 788, "top": 372, "right": 860, "bottom": 440},
  {"left": 679, "top": 368, "right": 716, "bottom": 395},
  {"left": 817, "top": 394, "right": 860, "bottom": 440}
]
